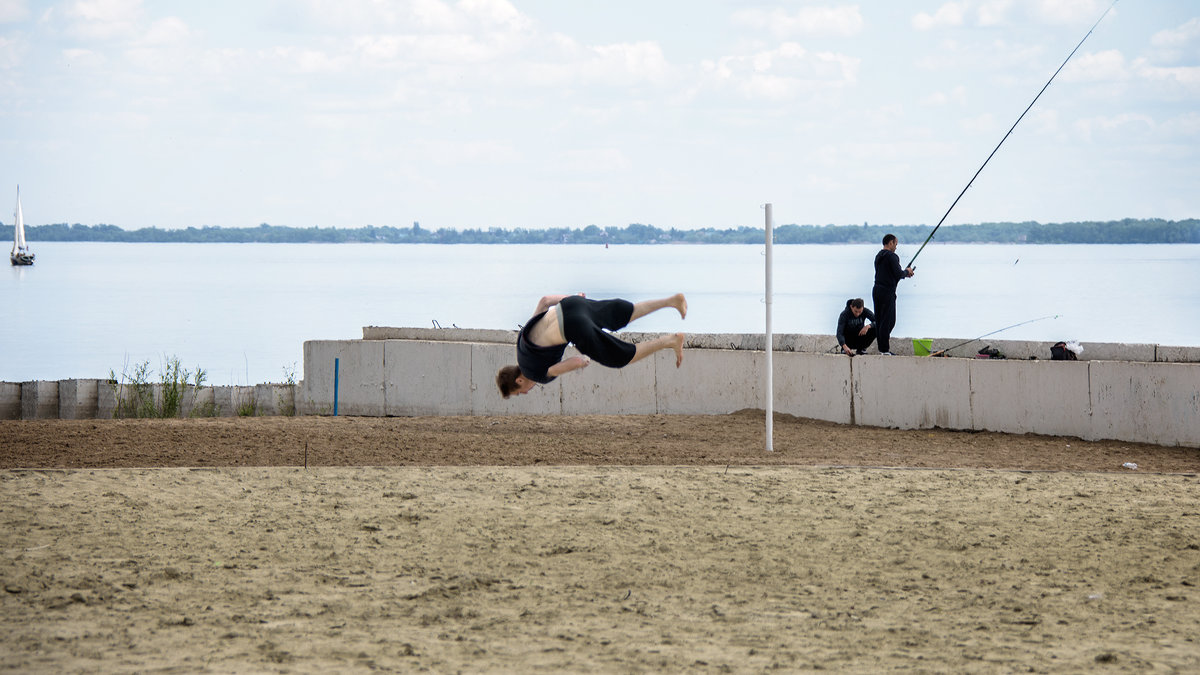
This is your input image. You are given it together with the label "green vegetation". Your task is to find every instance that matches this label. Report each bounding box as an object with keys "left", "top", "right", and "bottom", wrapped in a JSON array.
[
  {"left": 236, "top": 390, "right": 259, "bottom": 417},
  {"left": 109, "top": 355, "right": 214, "bottom": 419},
  {"left": 107, "top": 357, "right": 300, "bottom": 417},
  {"left": 278, "top": 364, "right": 297, "bottom": 417},
  {"left": 7, "top": 218, "right": 1199, "bottom": 245}
]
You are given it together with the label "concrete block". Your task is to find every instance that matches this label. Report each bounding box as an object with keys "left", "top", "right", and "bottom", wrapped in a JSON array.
[
  {"left": 209, "top": 386, "right": 258, "bottom": 416},
  {"left": 183, "top": 387, "right": 218, "bottom": 417},
  {"left": 252, "top": 384, "right": 291, "bottom": 416},
  {"left": 656, "top": 349, "right": 762, "bottom": 415},
  {"left": 97, "top": 382, "right": 118, "bottom": 419},
  {"left": 778, "top": 333, "right": 837, "bottom": 354},
  {"left": 1090, "top": 361, "right": 1200, "bottom": 448},
  {"left": 0, "top": 382, "right": 21, "bottom": 420},
  {"left": 58, "top": 379, "right": 101, "bottom": 419},
  {"left": 970, "top": 359, "right": 1092, "bottom": 439},
  {"left": 1156, "top": 345, "right": 1200, "bottom": 363},
  {"left": 561, "top": 345, "right": 657, "bottom": 415},
  {"left": 21, "top": 381, "right": 59, "bottom": 420},
  {"left": 853, "top": 356, "right": 973, "bottom": 430},
  {"left": 364, "top": 326, "right": 516, "bottom": 344},
  {"left": 299, "top": 340, "right": 386, "bottom": 416},
  {"left": 384, "top": 340, "right": 474, "bottom": 415},
  {"left": 233, "top": 386, "right": 260, "bottom": 416},
  {"left": 471, "top": 342, "right": 562, "bottom": 415},
  {"left": 212, "top": 386, "right": 235, "bottom": 417},
  {"left": 774, "top": 353, "right": 853, "bottom": 424},
  {"left": 680, "top": 333, "right": 750, "bottom": 351},
  {"left": 1075, "top": 341, "right": 1157, "bottom": 363}
]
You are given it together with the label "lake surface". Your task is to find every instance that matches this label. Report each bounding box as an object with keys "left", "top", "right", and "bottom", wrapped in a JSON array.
[{"left": 5, "top": 242, "right": 1199, "bottom": 384}]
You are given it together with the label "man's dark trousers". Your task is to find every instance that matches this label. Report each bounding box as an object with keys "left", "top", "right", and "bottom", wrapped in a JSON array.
[{"left": 872, "top": 285, "right": 897, "bottom": 353}]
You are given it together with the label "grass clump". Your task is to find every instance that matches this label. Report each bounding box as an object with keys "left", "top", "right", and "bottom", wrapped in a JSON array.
[{"left": 110, "top": 355, "right": 213, "bottom": 419}]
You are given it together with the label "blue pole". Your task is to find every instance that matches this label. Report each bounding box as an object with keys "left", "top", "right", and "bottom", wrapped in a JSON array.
[{"left": 333, "top": 357, "right": 340, "bottom": 416}]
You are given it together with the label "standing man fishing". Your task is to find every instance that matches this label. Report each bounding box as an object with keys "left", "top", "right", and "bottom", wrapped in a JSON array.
[{"left": 872, "top": 234, "right": 914, "bottom": 355}]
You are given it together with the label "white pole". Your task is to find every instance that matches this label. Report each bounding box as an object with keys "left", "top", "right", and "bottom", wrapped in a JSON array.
[{"left": 764, "top": 203, "right": 774, "bottom": 452}]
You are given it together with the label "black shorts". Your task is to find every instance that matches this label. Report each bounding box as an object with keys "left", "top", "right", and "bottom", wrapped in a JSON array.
[{"left": 559, "top": 296, "right": 637, "bottom": 368}]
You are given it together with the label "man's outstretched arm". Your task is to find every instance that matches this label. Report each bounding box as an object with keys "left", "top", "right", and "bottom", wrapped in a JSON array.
[{"left": 546, "top": 355, "right": 590, "bottom": 377}]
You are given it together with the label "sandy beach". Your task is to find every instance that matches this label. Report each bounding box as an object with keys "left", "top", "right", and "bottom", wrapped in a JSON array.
[{"left": 2, "top": 414, "right": 1198, "bottom": 672}]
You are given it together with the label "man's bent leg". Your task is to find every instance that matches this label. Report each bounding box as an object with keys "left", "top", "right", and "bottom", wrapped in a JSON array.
[{"left": 627, "top": 333, "right": 685, "bottom": 368}]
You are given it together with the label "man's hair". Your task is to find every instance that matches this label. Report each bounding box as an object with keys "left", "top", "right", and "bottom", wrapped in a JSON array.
[
  {"left": 882, "top": 233, "right": 897, "bottom": 246},
  {"left": 847, "top": 298, "right": 864, "bottom": 310},
  {"left": 496, "top": 365, "right": 522, "bottom": 398}
]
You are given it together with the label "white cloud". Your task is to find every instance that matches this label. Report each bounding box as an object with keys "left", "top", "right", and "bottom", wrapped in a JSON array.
[
  {"left": 62, "top": 0, "right": 144, "bottom": 40},
  {"left": 1151, "top": 17, "right": 1200, "bottom": 49},
  {"left": 60, "top": 46, "right": 105, "bottom": 69},
  {"left": 1159, "top": 112, "right": 1200, "bottom": 138},
  {"left": 1063, "top": 48, "right": 1127, "bottom": 82},
  {"left": 731, "top": 5, "right": 863, "bottom": 39},
  {"left": 1135, "top": 62, "right": 1200, "bottom": 92},
  {"left": 976, "top": 0, "right": 1015, "bottom": 27},
  {"left": 583, "top": 42, "right": 670, "bottom": 86},
  {"left": 140, "top": 16, "right": 189, "bottom": 46},
  {"left": 1073, "top": 112, "right": 1154, "bottom": 143},
  {"left": 558, "top": 147, "right": 633, "bottom": 174},
  {"left": 1149, "top": 17, "right": 1200, "bottom": 65},
  {"left": 0, "top": 35, "right": 24, "bottom": 69},
  {"left": 1031, "top": 0, "right": 1109, "bottom": 26},
  {"left": 419, "top": 138, "right": 520, "bottom": 166},
  {"left": 0, "top": 0, "right": 28, "bottom": 23},
  {"left": 913, "top": 3, "right": 967, "bottom": 31},
  {"left": 922, "top": 85, "right": 968, "bottom": 106},
  {"left": 915, "top": 0, "right": 1111, "bottom": 31},
  {"left": 704, "top": 43, "right": 859, "bottom": 101}
]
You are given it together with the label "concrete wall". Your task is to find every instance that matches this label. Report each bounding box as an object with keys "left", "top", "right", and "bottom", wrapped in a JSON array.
[
  {"left": 294, "top": 332, "right": 1200, "bottom": 448},
  {"left": 4, "top": 328, "right": 1198, "bottom": 449}
]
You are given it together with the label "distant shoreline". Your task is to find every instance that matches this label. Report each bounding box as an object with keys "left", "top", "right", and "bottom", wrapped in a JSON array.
[{"left": 5, "top": 218, "right": 1198, "bottom": 245}]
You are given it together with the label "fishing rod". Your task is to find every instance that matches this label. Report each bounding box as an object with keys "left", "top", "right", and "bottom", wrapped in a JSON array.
[
  {"left": 907, "top": 0, "right": 1119, "bottom": 269},
  {"left": 929, "top": 314, "right": 1059, "bottom": 357}
]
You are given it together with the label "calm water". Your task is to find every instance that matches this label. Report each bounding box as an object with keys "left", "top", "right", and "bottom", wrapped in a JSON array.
[{"left": 5, "top": 242, "right": 1199, "bottom": 384}]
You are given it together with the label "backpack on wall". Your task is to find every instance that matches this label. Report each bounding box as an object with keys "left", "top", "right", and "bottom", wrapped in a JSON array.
[{"left": 1050, "top": 341, "right": 1078, "bottom": 360}]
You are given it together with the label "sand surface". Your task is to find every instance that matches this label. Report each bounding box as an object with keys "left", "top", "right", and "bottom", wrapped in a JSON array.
[{"left": 2, "top": 413, "right": 1198, "bottom": 672}]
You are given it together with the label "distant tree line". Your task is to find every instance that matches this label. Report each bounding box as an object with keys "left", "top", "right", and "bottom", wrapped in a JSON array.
[{"left": 5, "top": 218, "right": 1198, "bottom": 245}]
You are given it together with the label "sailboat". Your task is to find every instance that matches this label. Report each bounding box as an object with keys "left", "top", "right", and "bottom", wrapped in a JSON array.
[{"left": 10, "top": 186, "right": 34, "bottom": 266}]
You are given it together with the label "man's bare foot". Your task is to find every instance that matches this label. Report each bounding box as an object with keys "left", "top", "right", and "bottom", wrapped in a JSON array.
[
  {"left": 673, "top": 293, "right": 687, "bottom": 320},
  {"left": 672, "top": 332, "right": 685, "bottom": 367}
]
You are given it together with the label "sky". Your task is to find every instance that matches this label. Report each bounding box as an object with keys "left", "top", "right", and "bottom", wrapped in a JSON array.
[{"left": 1, "top": 0, "right": 1198, "bottom": 231}]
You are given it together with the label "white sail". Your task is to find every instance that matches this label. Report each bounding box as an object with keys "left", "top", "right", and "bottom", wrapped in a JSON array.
[{"left": 13, "top": 187, "right": 25, "bottom": 253}]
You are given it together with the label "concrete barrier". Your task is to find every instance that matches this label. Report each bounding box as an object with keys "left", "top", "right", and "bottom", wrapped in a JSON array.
[
  {"left": 293, "top": 331, "right": 1200, "bottom": 448},
  {"left": 0, "top": 382, "right": 20, "bottom": 420},
  {"left": 384, "top": 340, "right": 473, "bottom": 416},
  {"left": 775, "top": 353, "right": 853, "bottom": 425},
  {"left": 298, "top": 341, "right": 385, "bottom": 416},
  {"left": 1090, "top": 361, "right": 1200, "bottom": 448},
  {"left": 3, "top": 329, "right": 1198, "bottom": 449},
  {"left": 21, "top": 381, "right": 59, "bottom": 420},
  {"left": 852, "top": 355, "right": 973, "bottom": 430},
  {"left": 471, "top": 342, "right": 562, "bottom": 415},
  {"left": 969, "top": 359, "right": 1092, "bottom": 439},
  {"left": 58, "top": 379, "right": 101, "bottom": 420},
  {"left": 655, "top": 348, "right": 762, "bottom": 415}
]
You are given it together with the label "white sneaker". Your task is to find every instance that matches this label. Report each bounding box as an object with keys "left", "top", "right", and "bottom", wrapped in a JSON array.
[{"left": 880, "top": 351, "right": 894, "bottom": 356}]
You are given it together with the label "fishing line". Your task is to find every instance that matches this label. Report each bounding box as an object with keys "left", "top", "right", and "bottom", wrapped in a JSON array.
[
  {"left": 907, "top": 0, "right": 1119, "bottom": 269},
  {"left": 929, "top": 314, "right": 1060, "bottom": 357}
]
